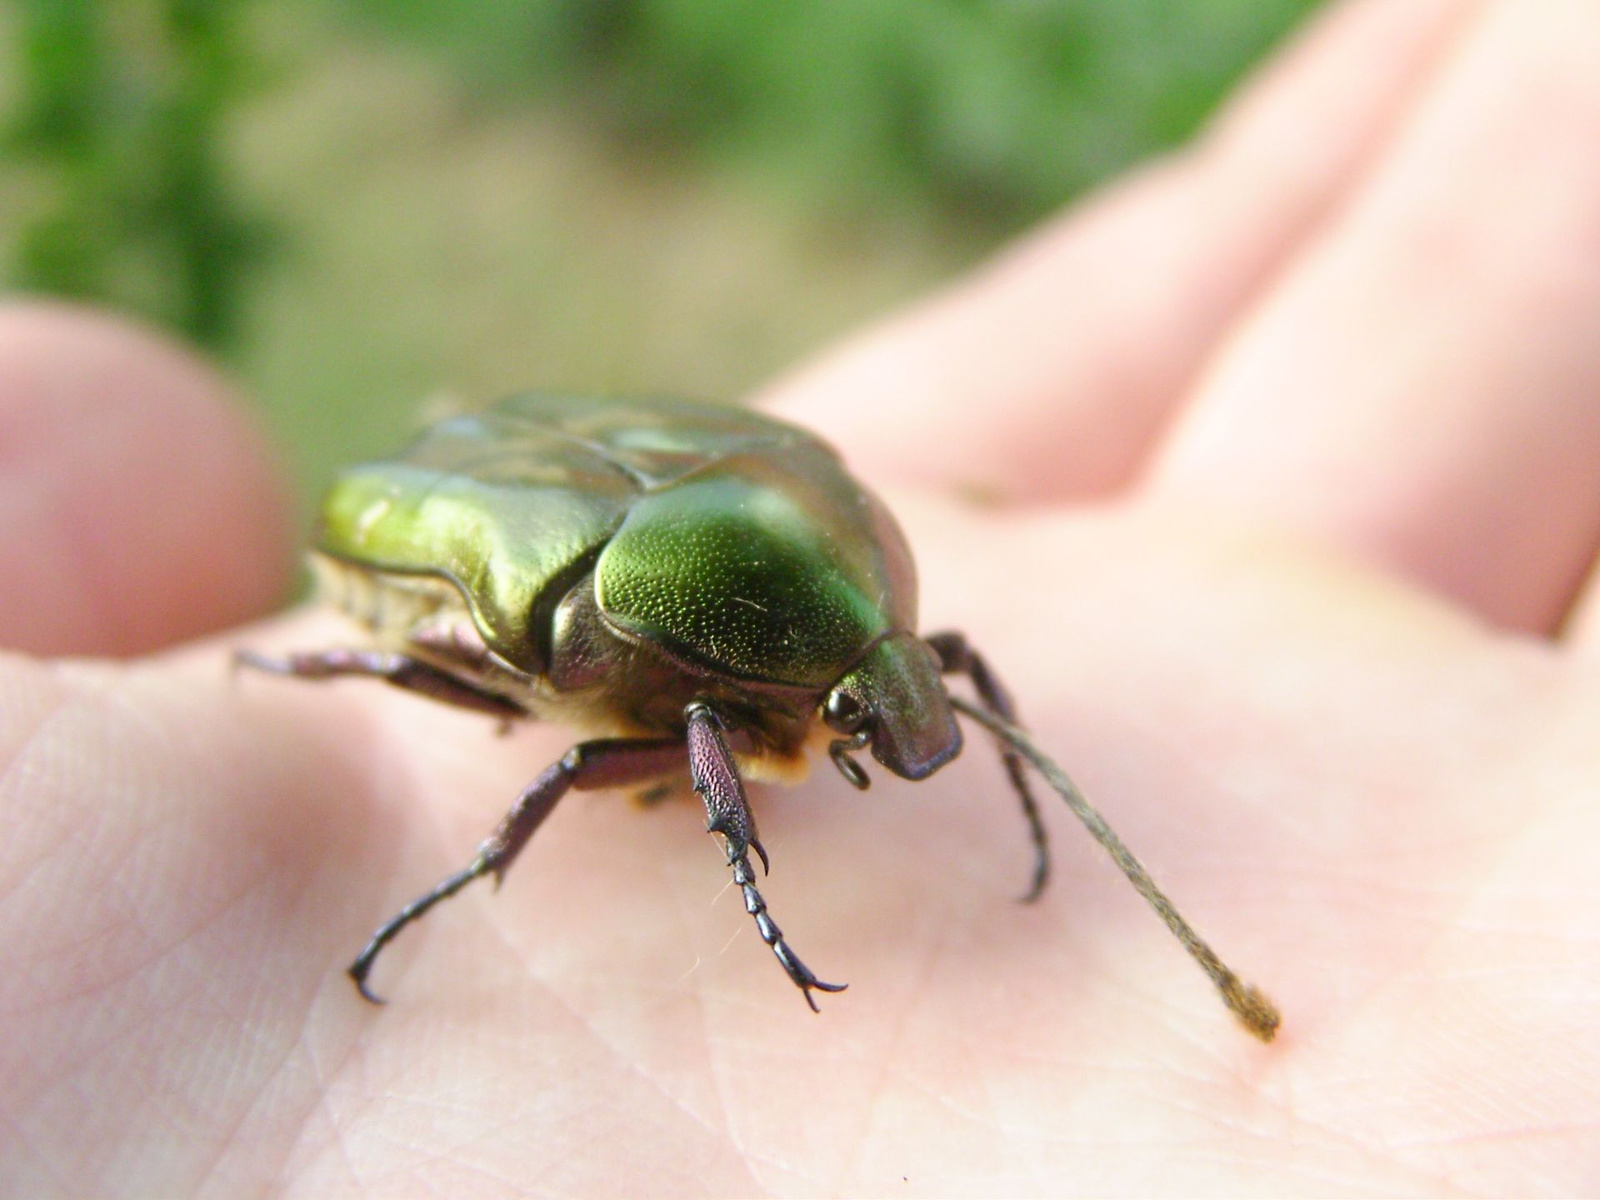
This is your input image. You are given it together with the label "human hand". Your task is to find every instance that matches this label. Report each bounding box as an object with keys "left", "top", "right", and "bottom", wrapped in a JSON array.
[{"left": 4, "top": 1, "right": 1599, "bottom": 1195}]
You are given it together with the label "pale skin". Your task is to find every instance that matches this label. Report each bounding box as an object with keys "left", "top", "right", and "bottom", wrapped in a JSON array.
[{"left": 4, "top": 0, "right": 1600, "bottom": 1193}]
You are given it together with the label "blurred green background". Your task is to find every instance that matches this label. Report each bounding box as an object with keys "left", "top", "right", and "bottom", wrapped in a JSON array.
[{"left": 1, "top": 0, "right": 1320, "bottom": 516}]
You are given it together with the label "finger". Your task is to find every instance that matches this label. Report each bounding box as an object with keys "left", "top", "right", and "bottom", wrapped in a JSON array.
[
  {"left": 0, "top": 303, "right": 295, "bottom": 657},
  {"left": 759, "top": 0, "right": 1469, "bottom": 501},
  {"left": 1559, "top": 562, "right": 1600, "bottom": 651},
  {"left": 1150, "top": 1, "right": 1600, "bottom": 634}
]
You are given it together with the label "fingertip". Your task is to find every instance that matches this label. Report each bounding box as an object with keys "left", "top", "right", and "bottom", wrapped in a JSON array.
[
  {"left": 0, "top": 301, "right": 297, "bottom": 657},
  {"left": 757, "top": 0, "right": 1469, "bottom": 505}
]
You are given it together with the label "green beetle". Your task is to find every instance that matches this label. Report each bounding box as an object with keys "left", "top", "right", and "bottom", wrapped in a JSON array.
[{"left": 244, "top": 394, "right": 1278, "bottom": 1040}]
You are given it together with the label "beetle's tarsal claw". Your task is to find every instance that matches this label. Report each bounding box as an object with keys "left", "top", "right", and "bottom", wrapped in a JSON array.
[
  {"left": 929, "top": 633, "right": 1055, "bottom": 905},
  {"left": 798, "top": 977, "right": 847, "bottom": 1013},
  {"left": 1018, "top": 850, "right": 1050, "bottom": 905},
  {"left": 348, "top": 959, "right": 387, "bottom": 1005}
]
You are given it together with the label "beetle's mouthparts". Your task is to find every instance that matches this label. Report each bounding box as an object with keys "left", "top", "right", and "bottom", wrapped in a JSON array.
[
  {"left": 948, "top": 696, "right": 1281, "bottom": 1044},
  {"left": 828, "top": 728, "right": 872, "bottom": 790}
]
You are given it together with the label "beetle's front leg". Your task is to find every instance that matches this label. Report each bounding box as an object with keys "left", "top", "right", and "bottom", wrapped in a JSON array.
[
  {"left": 236, "top": 647, "right": 529, "bottom": 723},
  {"left": 925, "top": 630, "right": 1051, "bottom": 901},
  {"left": 685, "top": 702, "right": 847, "bottom": 1012},
  {"left": 349, "top": 736, "right": 686, "bottom": 1002}
]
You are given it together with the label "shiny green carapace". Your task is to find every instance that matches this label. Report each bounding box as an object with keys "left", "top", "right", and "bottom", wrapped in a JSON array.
[
  {"left": 322, "top": 396, "right": 912, "bottom": 683},
  {"left": 247, "top": 394, "right": 1279, "bottom": 1040}
]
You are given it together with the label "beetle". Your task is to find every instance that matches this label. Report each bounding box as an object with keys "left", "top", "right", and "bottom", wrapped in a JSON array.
[{"left": 242, "top": 393, "right": 1278, "bottom": 1041}]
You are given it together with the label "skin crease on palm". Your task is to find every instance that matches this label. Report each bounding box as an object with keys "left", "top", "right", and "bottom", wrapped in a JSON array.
[{"left": 3, "top": 0, "right": 1600, "bottom": 1193}]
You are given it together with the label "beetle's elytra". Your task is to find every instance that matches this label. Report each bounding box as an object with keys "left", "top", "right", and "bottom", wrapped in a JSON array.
[{"left": 243, "top": 394, "right": 1278, "bottom": 1041}]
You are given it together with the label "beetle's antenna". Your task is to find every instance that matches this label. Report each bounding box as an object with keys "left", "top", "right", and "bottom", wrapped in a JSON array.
[{"left": 948, "top": 696, "right": 1280, "bottom": 1043}]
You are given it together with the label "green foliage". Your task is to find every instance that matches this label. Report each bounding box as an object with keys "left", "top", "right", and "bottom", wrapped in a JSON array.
[
  {"left": 3, "top": 0, "right": 1322, "bottom": 369},
  {"left": 4, "top": 0, "right": 266, "bottom": 348},
  {"left": 339, "top": 0, "right": 1322, "bottom": 228}
]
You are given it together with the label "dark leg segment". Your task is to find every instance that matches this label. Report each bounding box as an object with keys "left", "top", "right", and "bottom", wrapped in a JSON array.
[
  {"left": 348, "top": 736, "right": 686, "bottom": 1002},
  {"left": 946, "top": 696, "right": 1281, "bottom": 1042},
  {"left": 236, "top": 647, "right": 528, "bottom": 722},
  {"left": 925, "top": 631, "right": 1051, "bottom": 901},
  {"left": 685, "top": 702, "right": 847, "bottom": 1012}
]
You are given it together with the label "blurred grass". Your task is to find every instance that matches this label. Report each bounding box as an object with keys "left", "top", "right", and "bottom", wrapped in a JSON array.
[
  {"left": 2, "top": 0, "right": 268, "bottom": 345},
  {"left": 339, "top": 0, "right": 1321, "bottom": 227},
  {"left": 2, "top": 0, "right": 1322, "bottom": 519}
]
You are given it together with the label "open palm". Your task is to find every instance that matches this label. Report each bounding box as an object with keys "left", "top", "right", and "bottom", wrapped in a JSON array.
[{"left": 4, "top": 3, "right": 1599, "bottom": 1195}]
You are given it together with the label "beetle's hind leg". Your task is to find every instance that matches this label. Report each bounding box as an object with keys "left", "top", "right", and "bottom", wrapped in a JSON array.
[
  {"left": 925, "top": 631, "right": 1051, "bottom": 902},
  {"left": 348, "top": 736, "right": 687, "bottom": 1002},
  {"left": 236, "top": 647, "right": 530, "bottom": 724},
  {"left": 685, "top": 702, "right": 847, "bottom": 1012}
]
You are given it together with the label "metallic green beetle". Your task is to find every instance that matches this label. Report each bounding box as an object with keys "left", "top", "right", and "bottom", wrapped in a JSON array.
[{"left": 244, "top": 394, "right": 1278, "bottom": 1040}]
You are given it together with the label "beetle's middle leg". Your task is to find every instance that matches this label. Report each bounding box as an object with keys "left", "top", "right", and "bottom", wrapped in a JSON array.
[
  {"left": 685, "top": 701, "right": 848, "bottom": 1012},
  {"left": 348, "top": 735, "right": 687, "bottom": 1002},
  {"left": 236, "top": 647, "right": 528, "bottom": 723},
  {"left": 925, "top": 630, "right": 1051, "bottom": 902}
]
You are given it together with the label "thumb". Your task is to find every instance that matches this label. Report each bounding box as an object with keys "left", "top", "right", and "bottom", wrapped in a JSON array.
[{"left": 0, "top": 303, "right": 296, "bottom": 657}]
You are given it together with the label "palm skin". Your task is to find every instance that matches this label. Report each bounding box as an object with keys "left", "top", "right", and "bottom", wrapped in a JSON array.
[
  {"left": 6, "top": 477, "right": 1595, "bottom": 1197},
  {"left": 5, "top": 1, "right": 1600, "bottom": 1195}
]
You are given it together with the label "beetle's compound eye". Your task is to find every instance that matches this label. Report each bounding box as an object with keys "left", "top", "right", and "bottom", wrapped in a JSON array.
[{"left": 824, "top": 689, "right": 867, "bottom": 735}]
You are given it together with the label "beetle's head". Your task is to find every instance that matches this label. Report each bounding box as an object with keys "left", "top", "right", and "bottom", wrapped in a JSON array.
[{"left": 822, "top": 632, "right": 960, "bottom": 786}]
